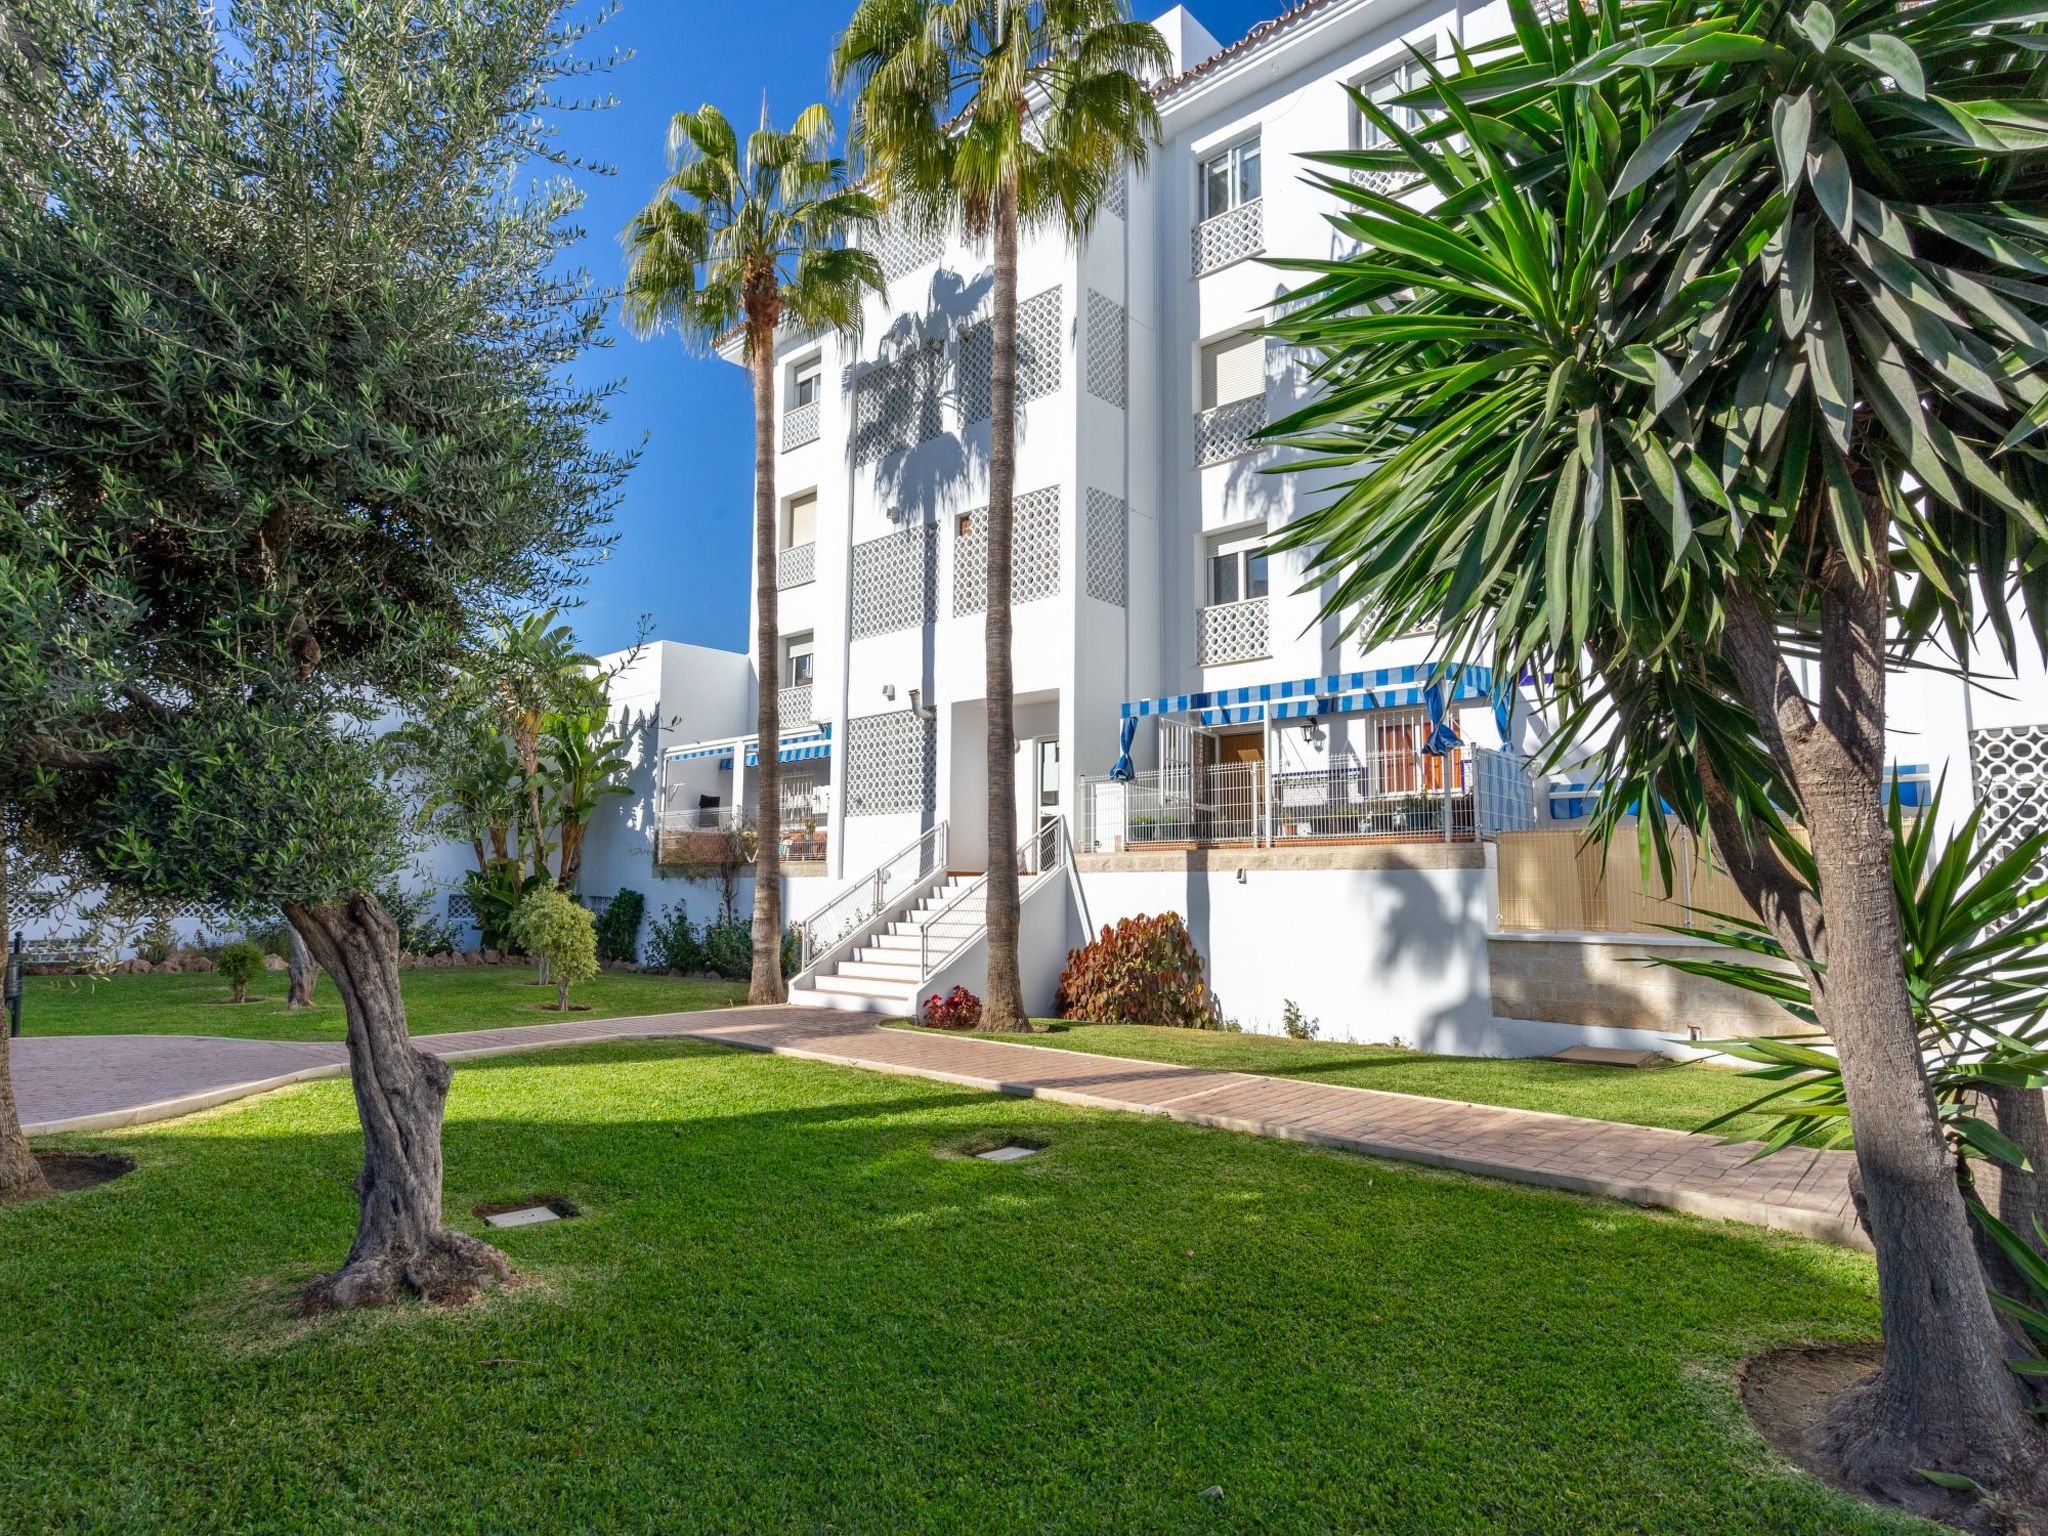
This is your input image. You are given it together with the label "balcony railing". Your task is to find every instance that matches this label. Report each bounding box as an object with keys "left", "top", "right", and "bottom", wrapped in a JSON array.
[
  {"left": 1082, "top": 749, "right": 1480, "bottom": 853},
  {"left": 782, "top": 399, "right": 821, "bottom": 450},
  {"left": 1195, "top": 596, "right": 1269, "bottom": 666},
  {"left": 1195, "top": 394, "right": 1266, "bottom": 466},
  {"left": 778, "top": 682, "right": 815, "bottom": 724},
  {"left": 1192, "top": 197, "right": 1263, "bottom": 274},
  {"left": 777, "top": 542, "right": 816, "bottom": 589}
]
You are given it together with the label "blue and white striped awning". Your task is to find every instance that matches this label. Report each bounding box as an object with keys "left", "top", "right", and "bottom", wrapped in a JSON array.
[
  {"left": 745, "top": 728, "right": 832, "bottom": 768},
  {"left": 1120, "top": 664, "right": 1498, "bottom": 729},
  {"left": 667, "top": 742, "right": 736, "bottom": 769}
]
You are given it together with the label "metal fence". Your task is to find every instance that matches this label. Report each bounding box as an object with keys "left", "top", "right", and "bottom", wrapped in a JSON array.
[{"left": 1082, "top": 746, "right": 1484, "bottom": 852}]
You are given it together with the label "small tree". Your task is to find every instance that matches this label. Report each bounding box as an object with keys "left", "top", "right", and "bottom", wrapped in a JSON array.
[
  {"left": 216, "top": 940, "right": 268, "bottom": 1006},
  {"left": 511, "top": 888, "right": 598, "bottom": 1011}
]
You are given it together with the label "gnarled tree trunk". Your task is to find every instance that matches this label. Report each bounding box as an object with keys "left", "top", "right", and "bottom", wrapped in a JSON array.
[
  {"left": 981, "top": 182, "right": 1028, "bottom": 1032},
  {"left": 0, "top": 840, "right": 49, "bottom": 1202},
  {"left": 285, "top": 917, "right": 319, "bottom": 1011},
  {"left": 748, "top": 307, "right": 786, "bottom": 1005},
  {"left": 284, "top": 892, "right": 507, "bottom": 1312}
]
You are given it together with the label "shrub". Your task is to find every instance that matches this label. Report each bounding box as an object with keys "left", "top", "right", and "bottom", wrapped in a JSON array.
[
  {"left": 703, "top": 918, "right": 752, "bottom": 981},
  {"left": 1281, "top": 1000, "right": 1320, "bottom": 1041},
  {"left": 1055, "top": 913, "right": 1216, "bottom": 1029},
  {"left": 509, "top": 888, "right": 598, "bottom": 1010},
  {"left": 215, "top": 939, "right": 267, "bottom": 1003},
  {"left": 136, "top": 912, "right": 178, "bottom": 965},
  {"left": 593, "top": 888, "right": 646, "bottom": 964},
  {"left": 922, "top": 986, "right": 982, "bottom": 1029},
  {"left": 463, "top": 860, "right": 547, "bottom": 953},
  {"left": 646, "top": 902, "right": 703, "bottom": 973},
  {"left": 782, "top": 923, "right": 803, "bottom": 979}
]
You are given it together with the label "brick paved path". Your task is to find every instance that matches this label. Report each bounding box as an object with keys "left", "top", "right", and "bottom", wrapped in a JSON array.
[{"left": 15, "top": 1008, "right": 1864, "bottom": 1248}]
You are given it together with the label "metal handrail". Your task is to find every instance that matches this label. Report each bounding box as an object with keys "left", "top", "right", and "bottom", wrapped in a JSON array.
[
  {"left": 918, "top": 819, "right": 1068, "bottom": 976},
  {"left": 798, "top": 821, "right": 948, "bottom": 973}
]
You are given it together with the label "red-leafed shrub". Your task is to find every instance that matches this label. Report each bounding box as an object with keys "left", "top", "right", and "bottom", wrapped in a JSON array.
[
  {"left": 1055, "top": 913, "right": 1216, "bottom": 1029},
  {"left": 922, "top": 985, "right": 983, "bottom": 1029}
]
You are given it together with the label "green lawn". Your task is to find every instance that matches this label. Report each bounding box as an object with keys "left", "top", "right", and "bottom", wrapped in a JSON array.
[
  {"left": 20, "top": 965, "right": 749, "bottom": 1042},
  {"left": 4, "top": 1040, "right": 1914, "bottom": 1533},
  {"left": 890, "top": 1021, "right": 1775, "bottom": 1138}
]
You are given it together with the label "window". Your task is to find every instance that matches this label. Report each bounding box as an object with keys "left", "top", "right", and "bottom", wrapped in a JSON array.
[
  {"left": 1354, "top": 50, "right": 1434, "bottom": 149},
  {"left": 1199, "top": 138, "right": 1260, "bottom": 220},
  {"left": 1199, "top": 333, "right": 1265, "bottom": 412},
  {"left": 791, "top": 357, "right": 822, "bottom": 407},
  {"left": 1206, "top": 534, "right": 1269, "bottom": 607},
  {"left": 783, "top": 491, "right": 817, "bottom": 550},
  {"left": 783, "top": 633, "right": 815, "bottom": 688}
]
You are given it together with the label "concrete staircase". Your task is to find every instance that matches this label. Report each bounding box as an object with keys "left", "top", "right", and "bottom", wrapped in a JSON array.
[{"left": 790, "top": 873, "right": 986, "bottom": 1014}]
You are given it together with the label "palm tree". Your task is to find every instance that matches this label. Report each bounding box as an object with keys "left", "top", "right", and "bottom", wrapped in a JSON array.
[
  {"left": 542, "top": 704, "right": 634, "bottom": 894},
  {"left": 623, "top": 103, "right": 882, "bottom": 1006},
  {"left": 1264, "top": 0, "right": 2048, "bottom": 1504},
  {"left": 832, "top": 0, "right": 1168, "bottom": 1031},
  {"left": 483, "top": 611, "right": 597, "bottom": 884}
]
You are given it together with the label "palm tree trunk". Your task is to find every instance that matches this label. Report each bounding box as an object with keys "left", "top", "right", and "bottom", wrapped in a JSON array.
[
  {"left": 1712, "top": 562, "right": 2044, "bottom": 1500},
  {"left": 0, "top": 839, "right": 48, "bottom": 1202},
  {"left": 981, "top": 183, "right": 1028, "bottom": 1031},
  {"left": 286, "top": 892, "right": 509, "bottom": 1312},
  {"left": 748, "top": 322, "right": 787, "bottom": 1004},
  {"left": 557, "top": 818, "right": 584, "bottom": 894}
]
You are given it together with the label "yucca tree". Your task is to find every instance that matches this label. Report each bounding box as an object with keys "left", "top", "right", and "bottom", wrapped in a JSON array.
[
  {"left": 832, "top": 0, "right": 1168, "bottom": 1031},
  {"left": 623, "top": 103, "right": 881, "bottom": 1006},
  {"left": 1265, "top": 0, "right": 2048, "bottom": 1505}
]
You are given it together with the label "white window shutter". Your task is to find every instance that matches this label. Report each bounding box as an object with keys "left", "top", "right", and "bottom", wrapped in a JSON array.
[{"left": 1200, "top": 334, "right": 1265, "bottom": 410}]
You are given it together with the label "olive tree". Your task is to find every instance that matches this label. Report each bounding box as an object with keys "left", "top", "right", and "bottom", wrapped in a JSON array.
[{"left": 0, "top": 0, "right": 627, "bottom": 1305}]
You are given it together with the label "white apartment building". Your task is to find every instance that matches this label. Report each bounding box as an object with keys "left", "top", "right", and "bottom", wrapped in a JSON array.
[{"left": 605, "top": 0, "right": 2048, "bottom": 1051}]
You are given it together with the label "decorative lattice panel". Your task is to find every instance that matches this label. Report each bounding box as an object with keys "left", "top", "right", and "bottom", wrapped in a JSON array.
[
  {"left": 782, "top": 399, "right": 821, "bottom": 450},
  {"left": 1195, "top": 395, "right": 1267, "bottom": 466},
  {"left": 1196, "top": 597, "right": 1270, "bottom": 665},
  {"left": 1085, "top": 289, "right": 1127, "bottom": 409},
  {"left": 1349, "top": 167, "right": 1411, "bottom": 197},
  {"left": 778, "top": 683, "right": 816, "bottom": 725},
  {"left": 1085, "top": 488, "right": 1127, "bottom": 607},
  {"left": 951, "top": 487, "right": 1061, "bottom": 616},
  {"left": 844, "top": 709, "right": 937, "bottom": 817},
  {"left": 447, "top": 892, "right": 477, "bottom": 925},
  {"left": 959, "top": 288, "right": 1063, "bottom": 425},
  {"left": 849, "top": 523, "right": 936, "bottom": 639},
  {"left": 850, "top": 340, "right": 947, "bottom": 465},
  {"left": 866, "top": 216, "right": 944, "bottom": 282},
  {"left": 1973, "top": 724, "right": 2048, "bottom": 885},
  {"left": 1106, "top": 171, "right": 1127, "bottom": 221},
  {"left": 1192, "top": 198, "right": 1264, "bottom": 274},
  {"left": 777, "top": 542, "right": 816, "bottom": 589}
]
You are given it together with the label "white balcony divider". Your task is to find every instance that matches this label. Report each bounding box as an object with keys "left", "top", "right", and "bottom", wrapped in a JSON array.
[
  {"left": 1191, "top": 197, "right": 1263, "bottom": 274},
  {"left": 777, "top": 542, "right": 815, "bottom": 589},
  {"left": 1472, "top": 748, "right": 1538, "bottom": 839},
  {"left": 1194, "top": 395, "right": 1267, "bottom": 466},
  {"left": 778, "top": 681, "right": 815, "bottom": 725},
  {"left": 1195, "top": 596, "right": 1270, "bottom": 666},
  {"left": 782, "top": 399, "right": 821, "bottom": 450}
]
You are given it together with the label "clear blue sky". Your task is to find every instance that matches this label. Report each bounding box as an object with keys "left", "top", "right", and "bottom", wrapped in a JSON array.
[{"left": 553, "top": 0, "right": 1284, "bottom": 658}]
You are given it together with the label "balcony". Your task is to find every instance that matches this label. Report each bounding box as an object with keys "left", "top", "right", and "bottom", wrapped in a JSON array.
[
  {"left": 1195, "top": 395, "right": 1266, "bottom": 466},
  {"left": 654, "top": 805, "right": 754, "bottom": 869},
  {"left": 777, "top": 542, "right": 815, "bottom": 589},
  {"left": 1195, "top": 597, "right": 1269, "bottom": 667},
  {"left": 1082, "top": 749, "right": 1480, "bottom": 854},
  {"left": 1191, "top": 197, "right": 1263, "bottom": 274},
  {"left": 782, "top": 399, "right": 821, "bottom": 451},
  {"left": 778, "top": 682, "right": 815, "bottom": 725}
]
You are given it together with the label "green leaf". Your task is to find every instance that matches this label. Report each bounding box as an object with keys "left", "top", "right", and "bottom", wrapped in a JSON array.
[
  {"left": 1612, "top": 102, "right": 1713, "bottom": 202},
  {"left": 1794, "top": 3, "right": 1836, "bottom": 52},
  {"left": 1773, "top": 91, "right": 1813, "bottom": 192},
  {"left": 1839, "top": 33, "right": 1924, "bottom": 99},
  {"left": 1808, "top": 142, "right": 1853, "bottom": 234},
  {"left": 1916, "top": 1469, "right": 1981, "bottom": 1493}
]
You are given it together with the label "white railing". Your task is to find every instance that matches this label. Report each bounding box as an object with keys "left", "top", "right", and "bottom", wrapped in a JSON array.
[
  {"left": 778, "top": 682, "right": 815, "bottom": 724},
  {"left": 655, "top": 803, "right": 753, "bottom": 835},
  {"left": 918, "top": 819, "right": 1069, "bottom": 976},
  {"left": 1195, "top": 596, "right": 1269, "bottom": 665},
  {"left": 777, "top": 542, "right": 815, "bottom": 588},
  {"left": 782, "top": 400, "right": 821, "bottom": 450},
  {"left": 797, "top": 821, "right": 949, "bottom": 974},
  {"left": 1081, "top": 748, "right": 1479, "bottom": 852},
  {"left": 1192, "top": 197, "right": 1263, "bottom": 273},
  {"left": 1194, "top": 395, "right": 1266, "bottom": 466}
]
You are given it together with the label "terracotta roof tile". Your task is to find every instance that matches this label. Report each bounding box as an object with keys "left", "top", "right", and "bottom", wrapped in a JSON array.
[{"left": 1152, "top": 0, "right": 1343, "bottom": 99}]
